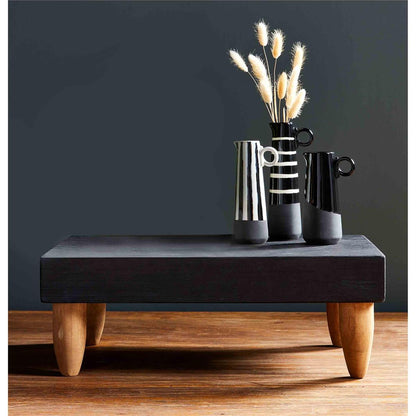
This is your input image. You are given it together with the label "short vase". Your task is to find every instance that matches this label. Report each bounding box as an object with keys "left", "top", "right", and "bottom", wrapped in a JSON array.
[{"left": 302, "top": 151, "right": 355, "bottom": 245}]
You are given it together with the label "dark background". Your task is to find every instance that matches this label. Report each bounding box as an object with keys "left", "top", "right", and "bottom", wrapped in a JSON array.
[{"left": 9, "top": 1, "right": 407, "bottom": 311}]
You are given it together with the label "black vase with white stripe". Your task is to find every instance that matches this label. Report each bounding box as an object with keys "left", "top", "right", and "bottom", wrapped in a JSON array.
[
  {"left": 233, "top": 140, "right": 278, "bottom": 244},
  {"left": 268, "top": 122, "right": 314, "bottom": 240}
]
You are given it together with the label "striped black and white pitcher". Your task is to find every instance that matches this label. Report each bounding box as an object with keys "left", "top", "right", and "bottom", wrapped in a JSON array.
[
  {"left": 268, "top": 122, "right": 314, "bottom": 241},
  {"left": 233, "top": 140, "right": 279, "bottom": 244}
]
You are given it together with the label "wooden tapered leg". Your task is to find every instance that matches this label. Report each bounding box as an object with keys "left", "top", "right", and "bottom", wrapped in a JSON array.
[
  {"left": 326, "top": 303, "right": 342, "bottom": 347},
  {"left": 86, "top": 303, "right": 106, "bottom": 346},
  {"left": 53, "top": 303, "right": 87, "bottom": 376},
  {"left": 339, "top": 302, "right": 374, "bottom": 379}
]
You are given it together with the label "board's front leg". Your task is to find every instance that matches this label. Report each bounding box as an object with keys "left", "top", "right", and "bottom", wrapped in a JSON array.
[
  {"left": 86, "top": 303, "right": 106, "bottom": 346},
  {"left": 53, "top": 303, "right": 87, "bottom": 376},
  {"left": 326, "top": 303, "right": 342, "bottom": 347},
  {"left": 339, "top": 302, "right": 374, "bottom": 379}
]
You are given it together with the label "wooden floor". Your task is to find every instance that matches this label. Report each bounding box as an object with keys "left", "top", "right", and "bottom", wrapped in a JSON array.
[{"left": 9, "top": 311, "right": 407, "bottom": 415}]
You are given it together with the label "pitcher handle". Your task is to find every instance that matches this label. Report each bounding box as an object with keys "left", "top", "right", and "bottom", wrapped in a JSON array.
[
  {"left": 335, "top": 156, "right": 356, "bottom": 177},
  {"left": 259, "top": 146, "right": 279, "bottom": 168},
  {"left": 295, "top": 128, "right": 314, "bottom": 147}
]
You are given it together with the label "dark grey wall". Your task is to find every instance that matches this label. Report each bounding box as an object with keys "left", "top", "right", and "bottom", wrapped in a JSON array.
[{"left": 9, "top": 1, "right": 407, "bottom": 311}]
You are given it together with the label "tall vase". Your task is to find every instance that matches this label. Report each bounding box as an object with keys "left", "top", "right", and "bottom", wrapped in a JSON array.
[
  {"left": 268, "top": 122, "right": 314, "bottom": 240},
  {"left": 233, "top": 140, "right": 279, "bottom": 244}
]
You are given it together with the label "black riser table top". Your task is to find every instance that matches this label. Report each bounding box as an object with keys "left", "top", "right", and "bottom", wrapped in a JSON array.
[{"left": 40, "top": 235, "right": 385, "bottom": 303}]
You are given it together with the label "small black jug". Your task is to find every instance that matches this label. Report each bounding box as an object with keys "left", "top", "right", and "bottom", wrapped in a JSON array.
[{"left": 302, "top": 152, "right": 355, "bottom": 245}]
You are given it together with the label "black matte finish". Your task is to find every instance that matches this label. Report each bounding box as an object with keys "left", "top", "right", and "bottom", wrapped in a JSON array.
[
  {"left": 233, "top": 220, "right": 268, "bottom": 244},
  {"left": 302, "top": 201, "right": 343, "bottom": 245},
  {"left": 40, "top": 235, "right": 385, "bottom": 303},
  {"left": 268, "top": 203, "right": 302, "bottom": 241}
]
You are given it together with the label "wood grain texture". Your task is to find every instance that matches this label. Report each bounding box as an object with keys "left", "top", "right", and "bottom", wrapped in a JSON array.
[
  {"left": 327, "top": 303, "right": 342, "bottom": 347},
  {"left": 9, "top": 311, "right": 406, "bottom": 415},
  {"left": 86, "top": 303, "right": 106, "bottom": 346},
  {"left": 52, "top": 303, "right": 87, "bottom": 376},
  {"left": 40, "top": 235, "right": 386, "bottom": 303},
  {"left": 340, "top": 303, "right": 374, "bottom": 379}
]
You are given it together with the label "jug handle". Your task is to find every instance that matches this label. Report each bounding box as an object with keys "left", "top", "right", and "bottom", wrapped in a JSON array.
[
  {"left": 295, "top": 128, "right": 314, "bottom": 147},
  {"left": 259, "top": 146, "right": 279, "bottom": 168},
  {"left": 335, "top": 156, "right": 356, "bottom": 177}
]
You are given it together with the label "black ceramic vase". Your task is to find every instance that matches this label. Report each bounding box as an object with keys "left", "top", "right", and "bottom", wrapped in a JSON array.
[
  {"left": 268, "top": 122, "right": 314, "bottom": 240},
  {"left": 302, "top": 152, "right": 355, "bottom": 245}
]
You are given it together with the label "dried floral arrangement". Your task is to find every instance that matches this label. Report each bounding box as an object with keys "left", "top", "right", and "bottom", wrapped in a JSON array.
[{"left": 229, "top": 21, "right": 308, "bottom": 123}]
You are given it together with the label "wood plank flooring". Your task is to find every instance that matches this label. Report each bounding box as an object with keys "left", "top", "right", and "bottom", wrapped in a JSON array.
[{"left": 9, "top": 311, "right": 407, "bottom": 415}]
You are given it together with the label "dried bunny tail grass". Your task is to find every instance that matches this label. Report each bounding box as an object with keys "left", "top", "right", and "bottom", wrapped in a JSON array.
[
  {"left": 229, "top": 50, "right": 249, "bottom": 72},
  {"left": 255, "top": 20, "right": 269, "bottom": 46},
  {"left": 287, "top": 89, "right": 307, "bottom": 120},
  {"left": 271, "top": 29, "right": 284, "bottom": 119},
  {"left": 271, "top": 29, "right": 284, "bottom": 59},
  {"left": 277, "top": 72, "right": 288, "bottom": 99},
  {"left": 291, "top": 42, "right": 306, "bottom": 70},
  {"left": 248, "top": 54, "right": 268, "bottom": 80},
  {"left": 258, "top": 78, "right": 273, "bottom": 104},
  {"left": 285, "top": 65, "right": 301, "bottom": 108}
]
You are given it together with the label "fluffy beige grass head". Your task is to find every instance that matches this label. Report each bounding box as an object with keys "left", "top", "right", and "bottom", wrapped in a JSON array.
[
  {"left": 229, "top": 50, "right": 248, "bottom": 72},
  {"left": 291, "top": 42, "right": 306, "bottom": 70},
  {"left": 248, "top": 54, "right": 268, "bottom": 80},
  {"left": 255, "top": 20, "right": 269, "bottom": 46},
  {"left": 287, "top": 89, "right": 306, "bottom": 119},
  {"left": 258, "top": 78, "right": 273, "bottom": 104},
  {"left": 271, "top": 29, "right": 284, "bottom": 59},
  {"left": 285, "top": 65, "right": 301, "bottom": 108},
  {"left": 277, "top": 72, "right": 288, "bottom": 99}
]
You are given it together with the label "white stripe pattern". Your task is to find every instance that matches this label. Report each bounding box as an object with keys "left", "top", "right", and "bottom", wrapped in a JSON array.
[
  {"left": 270, "top": 189, "right": 299, "bottom": 194},
  {"left": 258, "top": 144, "right": 267, "bottom": 220},
  {"left": 259, "top": 165, "right": 267, "bottom": 220},
  {"left": 277, "top": 150, "right": 296, "bottom": 155},
  {"left": 272, "top": 136, "right": 295, "bottom": 141},
  {"left": 269, "top": 132, "right": 300, "bottom": 203},
  {"left": 235, "top": 144, "right": 241, "bottom": 220},
  {"left": 270, "top": 173, "right": 298, "bottom": 178},
  {"left": 234, "top": 141, "right": 268, "bottom": 221},
  {"left": 242, "top": 144, "right": 248, "bottom": 220},
  {"left": 274, "top": 161, "right": 298, "bottom": 167},
  {"left": 250, "top": 142, "right": 258, "bottom": 220}
]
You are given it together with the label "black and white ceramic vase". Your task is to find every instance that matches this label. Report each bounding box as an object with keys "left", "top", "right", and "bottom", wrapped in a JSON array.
[
  {"left": 233, "top": 140, "right": 279, "bottom": 244},
  {"left": 302, "top": 152, "right": 355, "bottom": 245},
  {"left": 268, "top": 122, "right": 314, "bottom": 240}
]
